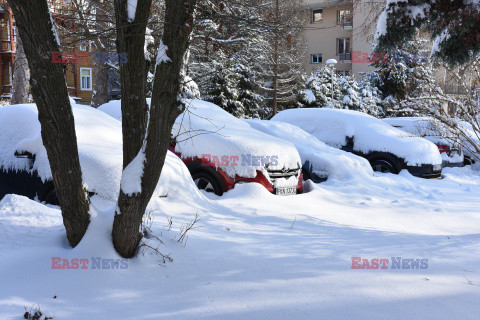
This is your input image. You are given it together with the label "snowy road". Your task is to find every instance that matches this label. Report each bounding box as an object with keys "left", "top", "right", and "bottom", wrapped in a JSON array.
[{"left": 0, "top": 167, "right": 479, "bottom": 319}]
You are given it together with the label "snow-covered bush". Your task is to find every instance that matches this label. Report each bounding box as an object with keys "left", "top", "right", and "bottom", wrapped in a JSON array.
[{"left": 298, "top": 66, "right": 383, "bottom": 116}]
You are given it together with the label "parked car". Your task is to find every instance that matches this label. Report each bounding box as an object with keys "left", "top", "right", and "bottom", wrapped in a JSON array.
[
  {"left": 272, "top": 108, "right": 443, "bottom": 178},
  {"left": 383, "top": 117, "right": 464, "bottom": 167},
  {"left": 244, "top": 119, "right": 374, "bottom": 183},
  {"left": 0, "top": 103, "right": 215, "bottom": 205},
  {"left": 0, "top": 103, "right": 123, "bottom": 204},
  {"left": 100, "top": 99, "right": 303, "bottom": 196},
  {"left": 457, "top": 120, "right": 479, "bottom": 166}
]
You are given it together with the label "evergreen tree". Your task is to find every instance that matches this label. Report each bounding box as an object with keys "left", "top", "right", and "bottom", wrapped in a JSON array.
[
  {"left": 298, "top": 66, "right": 383, "bottom": 116},
  {"left": 202, "top": 57, "right": 242, "bottom": 116},
  {"left": 235, "top": 62, "right": 264, "bottom": 118},
  {"left": 375, "top": 0, "right": 480, "bottom": 67},
  {"left": 367, "top": 37, "right": 442, "bottom": 117}
]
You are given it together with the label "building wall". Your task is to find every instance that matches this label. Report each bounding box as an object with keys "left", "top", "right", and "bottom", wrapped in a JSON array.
[
  {"left": 304, "top": 0, "right": 354, "bottom": 75},
  {"left": 63, "top": 45, "right": 94, "bottom": 103},
  {"left": 303, "top": 0, "right": 380, "bottom": 79},
  {"left": 351, "top": 0, "right": 378, "bottom": 78}
]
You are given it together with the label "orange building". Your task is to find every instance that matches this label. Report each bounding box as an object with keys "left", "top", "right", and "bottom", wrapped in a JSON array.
[{"left": 0, "top": 0, "right": 15, "bottom": 99}]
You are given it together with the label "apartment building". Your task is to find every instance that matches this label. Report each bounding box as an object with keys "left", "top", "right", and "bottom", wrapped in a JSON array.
[
  {"left": 303, "top": 0, "right": 377, "bottom": 78},
  {"left": 0, "top": 0, "right": 96, "bottom": 103},
  {"left": 0, "top": 0, "right": 15, "bottom": 98}
]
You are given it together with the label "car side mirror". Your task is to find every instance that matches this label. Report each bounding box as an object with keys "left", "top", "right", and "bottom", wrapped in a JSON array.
[
  {"left": 345, "top": 136, "right": 354, "bottom": 149},
  {"left": 14, "top": 151, "right": 35, "bottom": 160},
  {"left": 14, "top": 151, "right": 36, "bottom": 170}
]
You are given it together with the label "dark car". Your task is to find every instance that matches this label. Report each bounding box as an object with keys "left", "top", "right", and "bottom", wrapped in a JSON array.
[
  {"left": 383, "top": 117, "right": 464, "bottom": 168},
  {"left": 272, "top": 108, "right": 443, "bottom": 178},
  {"left": 0, "top": 103, "right": 124, "bottom": 204}
]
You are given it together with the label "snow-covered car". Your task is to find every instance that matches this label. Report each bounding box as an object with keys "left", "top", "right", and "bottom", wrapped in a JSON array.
[
  {"left": 0, "top": 103, "right": 204, "bottom": 205},
  {"left": 383, "top": 117, "right": 464, "bottom": 167},
  {"left": 0, "top": 103, "right": 124, "bottom": 204},
  {"left": 100, "top": 100, "right": 303, "bottom": 196},
  {"left": 457, "top": 121, "right": 479, "bottom": 165},
  {"left": 244, "top": 119, "right": 374, "bottom": 182},
  {"left": 272, "top": 108, "right": 443, "bottom": 178}
]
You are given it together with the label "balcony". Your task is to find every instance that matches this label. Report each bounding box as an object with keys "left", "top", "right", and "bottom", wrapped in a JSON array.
[
  {"left": 0, "top": 40, "right": 13, "bottom": 52},
  {"left": 338, "top": 52, "right": 352, "bottom": 62},
  {"left": 443, "top": 85, "right": 468, "bottom": 95},
  {"left": 339, "top": 17, "right": 353, "bottom": 28}
]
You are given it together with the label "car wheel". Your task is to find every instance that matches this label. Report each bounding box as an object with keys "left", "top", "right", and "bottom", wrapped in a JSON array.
[
  {"left": 191, "top": 171, "right": 223, "bottom": 196},
  {"left": 464, "top": 156, "right": 476, "bottom": 166},
  {"left": 370, "top": 159, "right": 398, "bottom": 174}
]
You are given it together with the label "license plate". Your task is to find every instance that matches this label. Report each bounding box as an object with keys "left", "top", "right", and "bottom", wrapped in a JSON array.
[{"left": 276, "top": 187, "right": 297, "bottom": 196}]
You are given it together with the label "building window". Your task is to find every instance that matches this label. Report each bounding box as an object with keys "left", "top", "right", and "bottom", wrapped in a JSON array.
[
  {"left": 80, "top": 68, "right": 92, "bottom": 91},
  {"left": 8, "top": 62, "right": 12, "bottom": 85},
  {"left": 336, "top": 38, "right": 351, "bottom": 60},
  {"left": 79, "top": 42, "right": 89, "bottom": 52},
  {"left": 311, "top": 53, "right": 322, "bottom": 64},
  {"left": 12, "top": 23, "right": 16, "bottom": 42},
  {"left": 312, "top": 9, "right": 323, "bottom": 23},
  {"left": 336, "top": 70, "right": 351, "bottom": 77},
  {"left": 337, "top": 10, "right": 353, "bottom": 27}
]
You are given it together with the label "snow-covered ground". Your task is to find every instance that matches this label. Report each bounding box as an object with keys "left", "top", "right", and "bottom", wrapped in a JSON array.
[{"left": 1, "top": 165, "right": 480, "bottom": 319}]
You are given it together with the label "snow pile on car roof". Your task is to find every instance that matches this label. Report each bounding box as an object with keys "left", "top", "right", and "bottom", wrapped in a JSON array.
[
  {"left": 245, "top": 119, "right": 374, "bottom": 181},
  {"left": 273, "top": 108, "right": 442, "bottom": 166},
  {"left": 173, "top": 100, "right": 302, "bottom": 179},
  {"left": 98, "top": 98, "right": 152, "bottom": 122},
  {"left": 98, "top": 99, "right": 123, "bottom": 121}
]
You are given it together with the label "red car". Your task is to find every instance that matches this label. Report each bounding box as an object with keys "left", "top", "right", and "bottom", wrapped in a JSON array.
[
  {"left": 98, "top": 99, "right": 304, "bottom": 196},
  {"left": 171, "top": 100, "right": 303, "bottom": 196},
  {"left": 169, "top": 143, "right": 303, "bottom": 196}
]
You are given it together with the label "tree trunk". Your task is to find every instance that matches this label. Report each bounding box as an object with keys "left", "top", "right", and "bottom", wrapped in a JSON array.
[
  {"left": 271, "top": 0, "right": 280, "bottom": 116},
  {"left": 112, "top": 0, "right": 198, "bottom": 258},
  {"left": 11, "top": 33, "right": 30, "bottom": 104},
  {"left": 7, "top": 0, "right": 90, "bottom": 247},
  {"left": 91, "top": 0, "right": 109, "bottom": 108},
  {"left": 272, "top": 38, "right": 279, "bottom": 116},
  {"left": 114, "top": 0, "right": 151, "bottom": 168},
  {"left": 91, "top": 61, "right": 109, "bottom": 108}
]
